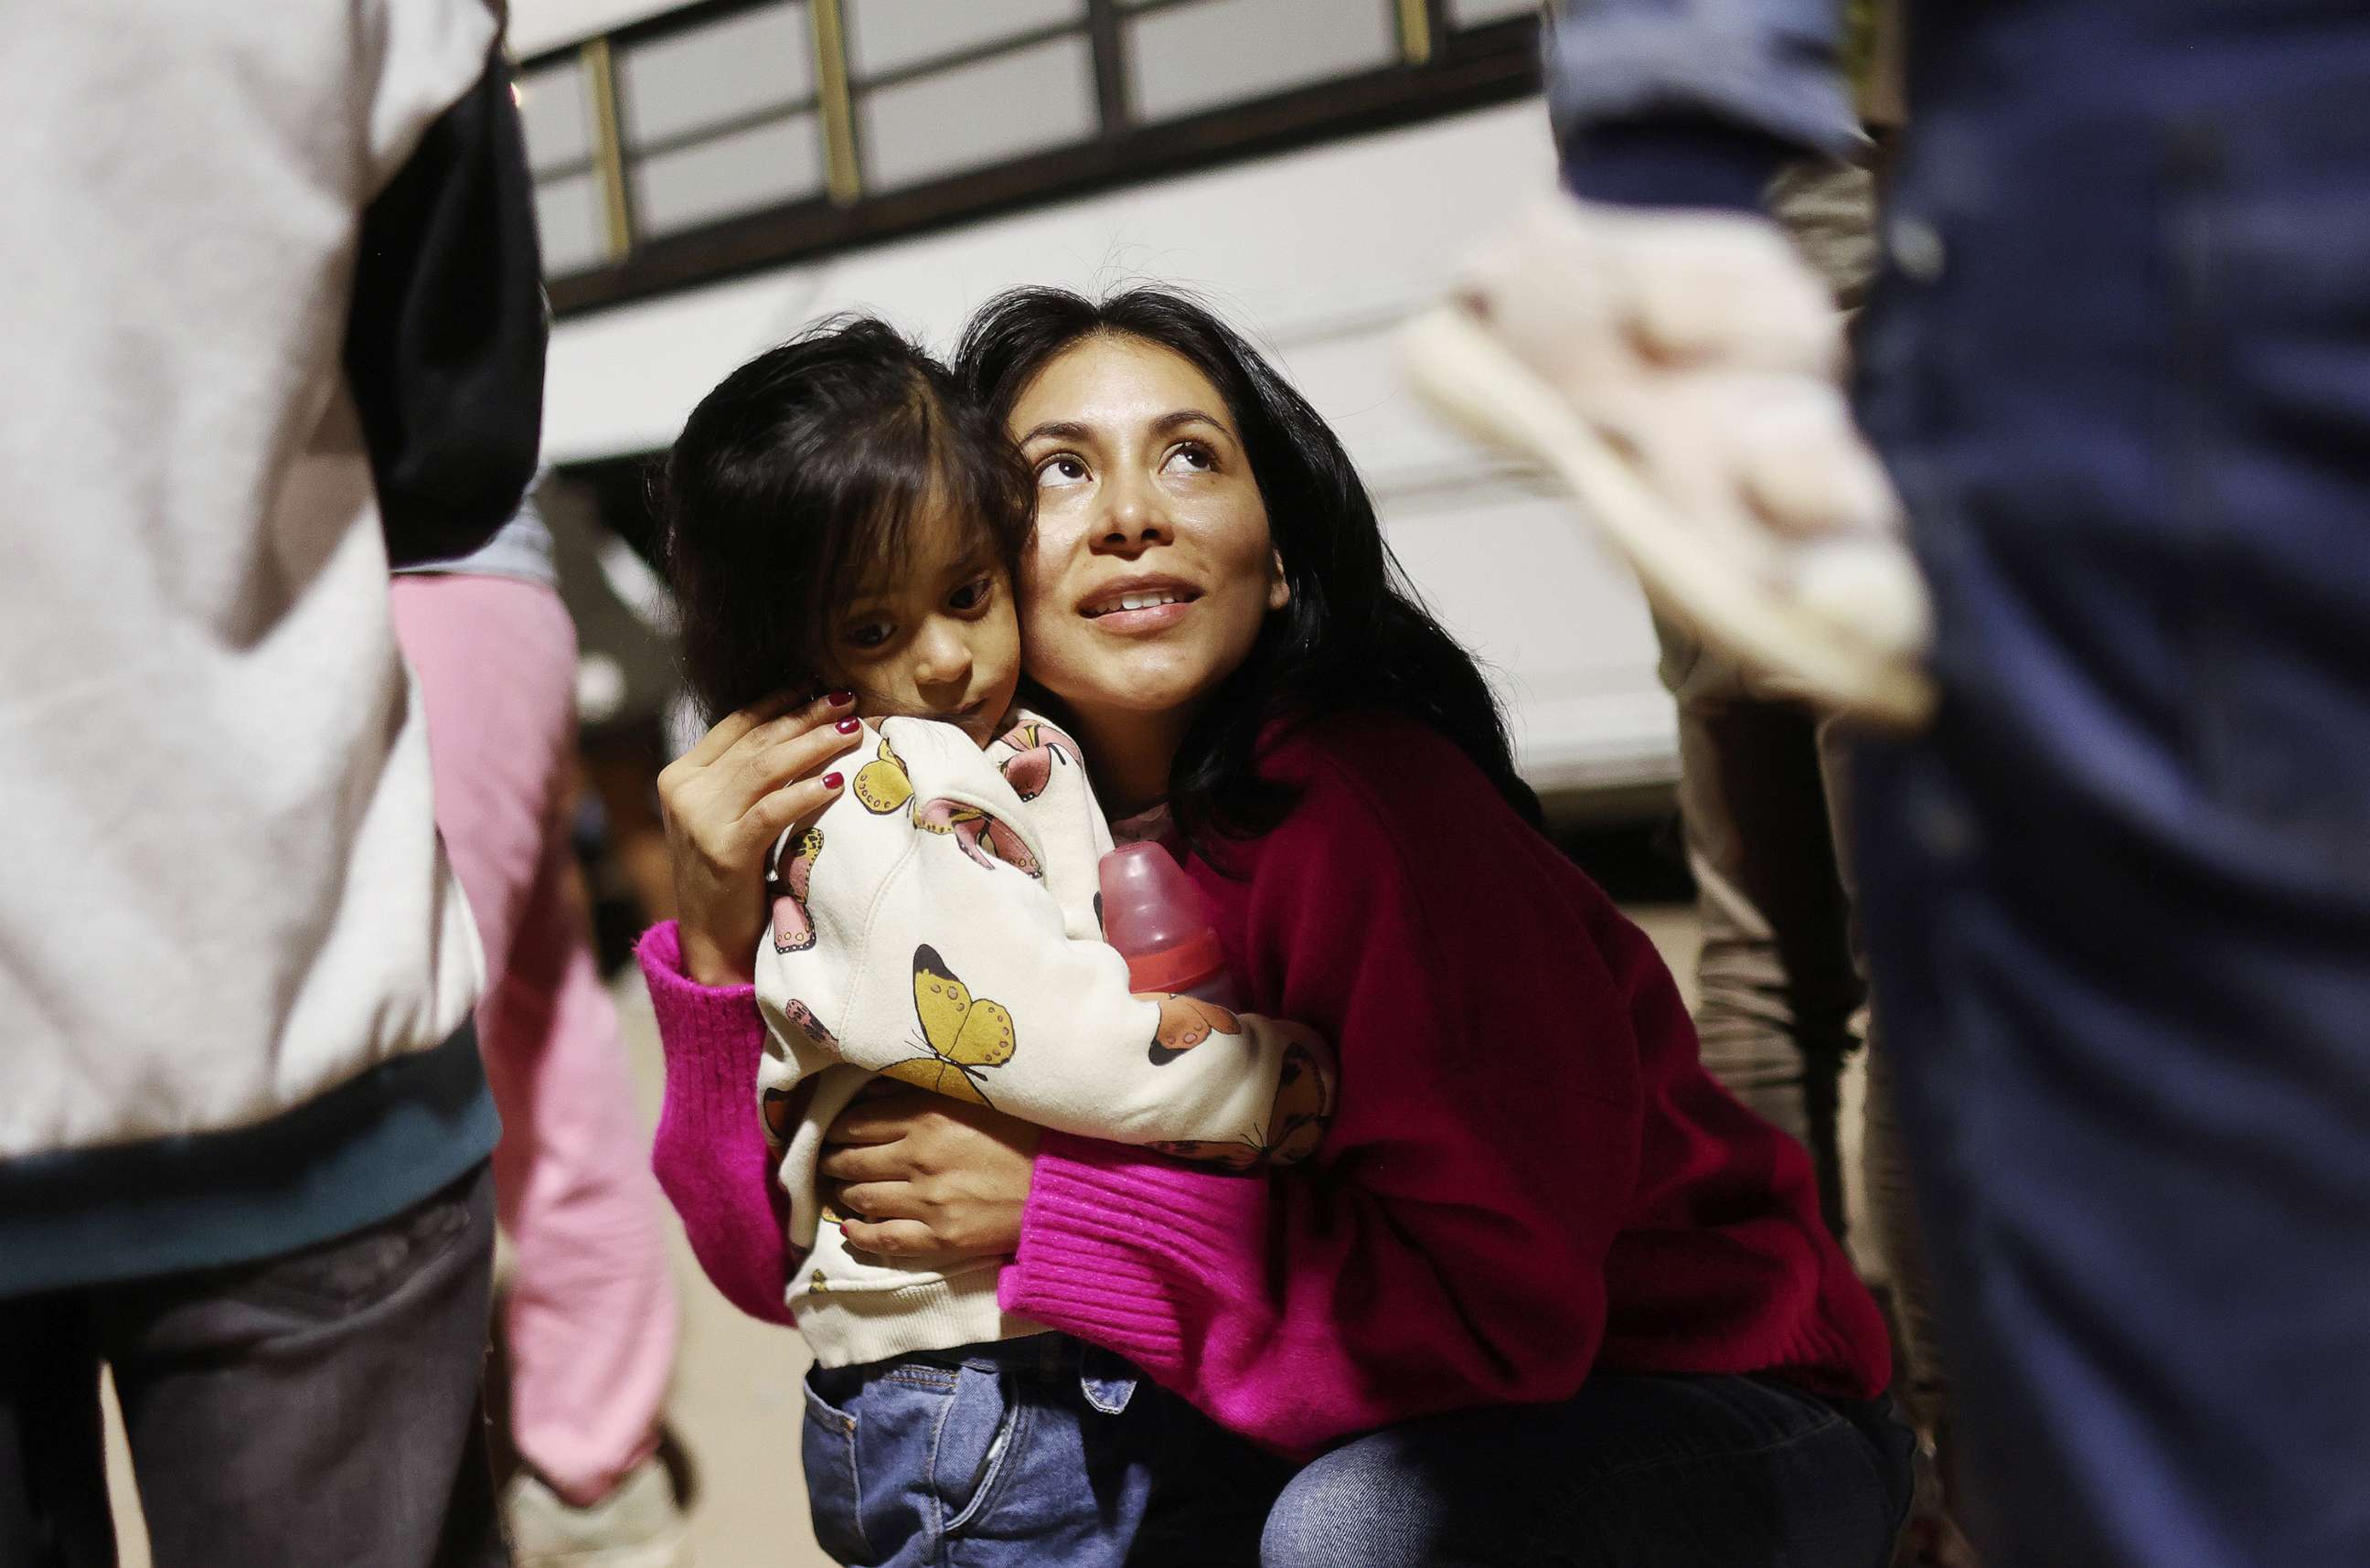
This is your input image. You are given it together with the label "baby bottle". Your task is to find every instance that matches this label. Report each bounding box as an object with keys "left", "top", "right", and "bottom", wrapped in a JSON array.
[{"left": 1096, "top": 842, "right": 1239, "bottom": 1009}]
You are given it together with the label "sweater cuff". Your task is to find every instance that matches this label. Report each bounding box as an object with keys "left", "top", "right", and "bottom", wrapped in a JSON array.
[
  {"left": 1561, "top": 117, "right": 1792, "bottom": 213},
  {"left": 640, "top": 919, "right": 763, "bottom": 1127},
  {"left": 998, "top": 1133, "right": 1266, "bottom": 1381},
  {"left": 636, "top": 922, "right": 797, "bottom": 1328},
  {"left": 635, "top": 919, "right": 758, "bottom": 1022}
]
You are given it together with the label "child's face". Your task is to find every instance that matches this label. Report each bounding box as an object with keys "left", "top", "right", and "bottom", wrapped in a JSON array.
[{"left": 824, "top": 500, "right": 1020, "bottom": 748}]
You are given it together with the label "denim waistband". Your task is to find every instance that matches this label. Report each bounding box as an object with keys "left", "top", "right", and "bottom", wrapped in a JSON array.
[{"left": 896, "top": 1333, "right": 1141, "bottom": 1415}]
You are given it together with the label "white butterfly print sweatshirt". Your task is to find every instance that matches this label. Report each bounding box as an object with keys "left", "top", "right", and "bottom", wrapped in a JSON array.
[{"left": 753, "top": 710, "right": 1333, "bottom": 1370}]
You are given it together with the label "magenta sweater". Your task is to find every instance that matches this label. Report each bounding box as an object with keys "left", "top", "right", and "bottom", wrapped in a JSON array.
[{"left": 642, "top": 716, "right": 1891, "bottom": 1455}]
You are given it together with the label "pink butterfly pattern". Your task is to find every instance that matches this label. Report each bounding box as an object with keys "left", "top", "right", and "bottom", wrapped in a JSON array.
[
  {"left": 913, "top": 799, "right": 1042, "bottom": 878},
  {"left": 771, "top": 827, "right": 824, "bottom": 953},
  {"left": 995, "top": 720, "right": 1084, "bottom": 803},
  {"left": 780, "top": 997, "right": 838, "bottom": 1050},
  {"left": 1148, "top": 1037, "right": 1335, "bottom": 1169}
]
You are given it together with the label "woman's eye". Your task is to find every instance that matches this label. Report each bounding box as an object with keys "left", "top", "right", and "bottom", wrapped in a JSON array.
[
  {"left": 1164, "top": 442, "right": 1215, "bottom": 474},
  {"left": 845, "top": 621, "right": 892, "bottom": 650},
  {"left": 1036, "top": 454, "right": 1089, "bottom": 487},
  {"left": 949, "top": 576, "right": 994, "bottom": 612}
]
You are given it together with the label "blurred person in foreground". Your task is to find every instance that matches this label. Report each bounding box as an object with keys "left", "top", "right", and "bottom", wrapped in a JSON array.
[
  {"left": 1410, "top": 2, "right": 2370, "bottom": 1565},
  {"left": 1624, "top": 16, "right": 1972, "bottom": 1557},
  {"left": 0, "top": 3, "right": 541, "bottom": 1564},
  {"left": 392, "top": 484, "right": 689, "bottom": 1567}
]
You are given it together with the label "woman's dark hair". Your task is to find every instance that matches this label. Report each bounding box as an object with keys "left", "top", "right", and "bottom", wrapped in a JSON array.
[
  {"left": 955, "top": 286, "right": 1542, "bottom": 852},
  {"left": 658, "top": 315, "right": 1031, "bottom": 722}
]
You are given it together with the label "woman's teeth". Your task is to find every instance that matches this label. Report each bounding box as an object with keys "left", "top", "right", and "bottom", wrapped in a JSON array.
[{"left": 1092, "top": 592, "right": 1186, "bottom": 616}]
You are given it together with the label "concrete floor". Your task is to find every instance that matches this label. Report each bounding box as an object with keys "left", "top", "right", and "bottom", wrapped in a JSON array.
[{"left": 104, "top": 905, "right": 1732, "bottom": 1568}]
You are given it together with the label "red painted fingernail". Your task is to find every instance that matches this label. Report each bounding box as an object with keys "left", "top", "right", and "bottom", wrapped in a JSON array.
[
  {"left": 827, "top": 690, "right": 855, "bottom": 705},
  {"left": 823, "top": 773, "right": 844, "bottom": 790},
  {"left": 835, "top": 718, "right": 860, "bottom": 733}
]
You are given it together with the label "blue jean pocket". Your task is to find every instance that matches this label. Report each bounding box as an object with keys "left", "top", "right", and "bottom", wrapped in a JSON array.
[
  {"left": 934, "top": 1362, "right": 1025, "bottom": 1538},
  {"left": 801, "top": 1357, "right": 1024, "bottom": 1565},
  {"left": 802, "top": 1372, "right": 871, "bottom": 1565}
]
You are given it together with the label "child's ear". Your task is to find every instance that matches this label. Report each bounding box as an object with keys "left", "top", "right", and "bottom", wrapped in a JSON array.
[{"left": 1266, "top": 549, "right": 1290, "bottom": 612}]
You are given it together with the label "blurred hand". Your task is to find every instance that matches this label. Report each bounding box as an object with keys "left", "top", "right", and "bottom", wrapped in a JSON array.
[
  {"left": 1457, "top": 198, "right": 1924, "bottom": 655},
  {"left": 656, "top": 690, "right": 860, "bottom": 987},
  {"left": 818, "top": 1083, "right": 1039, "bottom": 1259},
  {"left": 1469, "top": 198, "right": 1894, "bottom": 527}
]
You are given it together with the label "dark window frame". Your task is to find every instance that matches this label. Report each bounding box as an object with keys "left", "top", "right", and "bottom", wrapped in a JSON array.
[{"left": 528, "top": 0, "right": 1539, "bottom": 317}]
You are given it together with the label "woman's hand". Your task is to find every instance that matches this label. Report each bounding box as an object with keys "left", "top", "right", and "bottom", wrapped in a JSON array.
[
  {"left": 818, "top": 1085, "right": 1040, "bottom": 1258},
  {"left": 656, "top": 690, "right": 860, "bottom": 987}
]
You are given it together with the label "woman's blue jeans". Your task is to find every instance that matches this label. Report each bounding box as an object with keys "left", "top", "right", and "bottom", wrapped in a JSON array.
[{"left": 1259, "top": 1375, "right": 1913, "bottom": 1568}]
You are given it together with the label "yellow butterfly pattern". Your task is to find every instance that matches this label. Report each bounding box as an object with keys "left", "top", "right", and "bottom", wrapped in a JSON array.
[
  {"left": 853, "top": 736, "right": 914, "bottom": 815},
  {"left": 854, "top": 731, "right": 1041, "bottom": 878},
  {"left": 878, "top": 944, "right": 1018, "bottom": 1107}
]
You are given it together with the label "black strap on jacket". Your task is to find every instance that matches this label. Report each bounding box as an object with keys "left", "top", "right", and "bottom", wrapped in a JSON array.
[{"left": 346, "top": 44, "right": 547, "bottom": 569}]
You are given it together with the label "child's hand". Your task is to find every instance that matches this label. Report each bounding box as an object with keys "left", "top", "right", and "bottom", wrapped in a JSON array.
[
  {"left": 657, "top": 690, "right": 861, "bottom": 987},
  {"left": 817, "top": 1083, "right": 1039, "bottom": 1259}
]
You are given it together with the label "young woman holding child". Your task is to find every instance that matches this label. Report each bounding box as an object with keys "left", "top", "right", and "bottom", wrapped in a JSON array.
[{"left": 644, "top": 289, "right": 1916, "bottom": 1567}]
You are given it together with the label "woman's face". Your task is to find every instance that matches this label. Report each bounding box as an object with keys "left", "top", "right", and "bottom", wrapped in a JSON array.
[{"left": 1009, "top": 335, "right": 1287, "bottom": 732}]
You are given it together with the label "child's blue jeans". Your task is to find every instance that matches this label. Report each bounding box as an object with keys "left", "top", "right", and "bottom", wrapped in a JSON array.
[{"left": 800, "top": 1333, "right": 1288, "bottom": 1567}]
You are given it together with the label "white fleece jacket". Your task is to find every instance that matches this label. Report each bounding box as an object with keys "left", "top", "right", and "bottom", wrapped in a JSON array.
[{"left": 0, "top": 0, "right": 493, "bottom": 1160}]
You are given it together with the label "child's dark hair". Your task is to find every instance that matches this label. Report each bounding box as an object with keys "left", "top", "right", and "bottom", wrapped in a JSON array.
[{"left": 658, "top": 315, "right": 1032, "bottom": 722}]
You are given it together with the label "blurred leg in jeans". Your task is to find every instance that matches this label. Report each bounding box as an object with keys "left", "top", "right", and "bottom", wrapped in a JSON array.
[
  {"left": 1260, "top": 1372, "right": 1915, "bottom": 1568},
  {"left": 391, "top": 573, "right": 684, "bottom": 1559},
  {"left": 1855, "top": 16, "right": 2370, "bottom": 1560},
  {"left": 0, "top": 1170, "right": 504, "bottom": 1568}
]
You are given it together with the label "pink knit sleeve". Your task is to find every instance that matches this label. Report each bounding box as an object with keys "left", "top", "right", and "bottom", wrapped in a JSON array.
[
  {"left": 1001, "top": 1135, "right": 1439, "bottom": 1457},
  {"left": 998, "top": 1134, "right": 1271, "bottom": 1399},
  {"left": 636, "top": 922, "right": 797, "bottom": 1327}
]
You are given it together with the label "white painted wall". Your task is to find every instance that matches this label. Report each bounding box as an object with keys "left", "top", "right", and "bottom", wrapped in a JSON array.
[
  {"left": 542, "top": 97, "right": 1677, "bottom": 797},
  {"left": 510, "top": 0, "right": 688, "bottom": 59}
]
